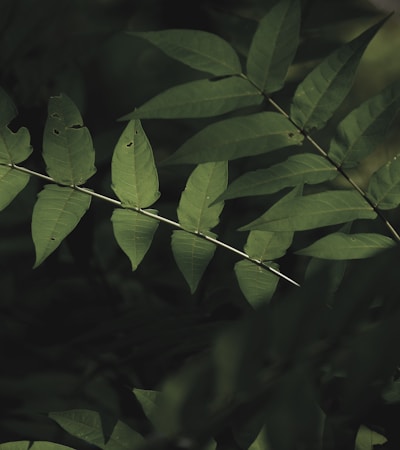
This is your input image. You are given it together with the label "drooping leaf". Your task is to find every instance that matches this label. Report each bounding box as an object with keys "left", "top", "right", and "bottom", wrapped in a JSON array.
[
  {"left": 0, "top": 442, "right": 75, "bottom": 450},
  {"left": 0, "top": 166, "right": 30, "bottom": 211},
  {"left": 49, "top": 409, "right": 144, "bottom": 450},
  {"left": 119, "top": 77, "right": 262, "bottom": 120},
  {"left": 246, "top": 0, "right": 300, "bottom": 93},
  {"left": 177, "top": 162, "right": 227, "bottom": 232},
  {"left": 43, "top": 94, "right": 96, "bottom": 185},
  {"left": 219, "top": 153, "right": 335, "bottom": 200},
  {"left": 368, "top": 156, "right": 400, "bottom": 209},
  {"left": 133, "top": 388, "right": 162, "bottom": 427},
  {"left": 171, "top": 230, "right": 216, "bottom": 293},
  {"left": 240, "top": 191, "right": 376, "bottom": 232},
  {"left": 290, "top": 18, "right": 387, "bottom": 132},
  {"left": 31, "top": 185, "right": 91, "bottom": 268},
  {"left": 130, "top": 29, "right": 241, "bottom": 76},
  {"left": 329, "top": 80, "right": 400, "bottom": 167},
  {"left": 296, "top": 232, "right": 395, "bottom": 259},
  {"left": 111, "top": 208, "right": 159, "bottom": 270},
  {"left": 0, "top": 86, "right": 17, "bottom": 127},
  {"left": 235, "top": 260, "right": 279, "bottom": 307},
  {"left": 165, "top": 112, "right": 303, "bottom": 165},
  {"left": 111, "top": 120, "right": 160, "bottom": 208}
]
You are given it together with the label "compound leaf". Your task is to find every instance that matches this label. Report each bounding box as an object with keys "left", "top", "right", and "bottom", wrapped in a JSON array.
[
  {"left": 246, "top": 0, "right": 300, "bottom": 93},
  {"left": 0, "top": 442, "right": 75, "bottom": 450},
  {"left": 111, "top": 120, "right": 160, "bottom": 208},
  {"left": 290, "top": 18, "right": 387, "bottom": 132},
  {"left": 43, "top": 94, "right": 96, "bottom": 185},
  {"left": 240, "top": 191, "right": 376, "bottom": 232},
  {"left": 0, "top": 166, "right": 30, "bottom": 211},
  {"left": 329, "top": 80, "right": 400, "bottom": 167},
  {"left": 119, "top": 77, "right": 262, "bottom": 120},
  {"left": 235, "top": 260, "right": 279, "bottom": 307},
  {"left": 171, "top": 230, "right": 216, "bottom": 293},
  {"left": 219, "top": 153, "right": 336, "bottom": 200},
  {"left": 49, "top": 409, "right": 144, "bottom": 450},
  {"left": 177, "top": 162, "right": 227, "bottom": 232},
  {"left": 32, "top": 185, "right": 91, "bottom": 268},
  {"left": 111, "top": 208, "right": 159, "bottom": 270},
  {"left": 130, "top": 29, "right": 241, "bottom": 76},
  {"left": 368, "top": 156, "right": 400, "bottom": 209},
  {"left": 166, "top": 112, "right": 303, "bottom": 165},
  {"left": 296, "top": 232, "right": 395, "bottom": 259}
]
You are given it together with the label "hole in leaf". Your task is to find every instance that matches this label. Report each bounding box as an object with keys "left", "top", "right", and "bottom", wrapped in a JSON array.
[
  {"left": 209, "top": 75, "right": 233, "bottom": 82},
  {"left": 53, "top": 129, "right": 60, "bottom": 135},
  {"left": 50, "top": 237, "right": 56, "bottom": 241},
  {"left": 70, "top": 124, "right": 83, "bottom": 129},
  {"left": 288, "top": 132, "right": 294, "bottom": 138},
  {"left": 51, "top": 113, "right": 60, "bottom": 119},
  {"left": 126, "top": 142, "right": 133, "bottom": 147}
]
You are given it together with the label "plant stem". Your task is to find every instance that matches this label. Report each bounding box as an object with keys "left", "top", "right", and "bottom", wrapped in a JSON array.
[{"left": 3, "top": 162, "right": 301, "bottom": 287}]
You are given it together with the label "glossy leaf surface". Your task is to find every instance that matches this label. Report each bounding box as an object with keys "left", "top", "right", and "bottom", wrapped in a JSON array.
[
  {"left": 130, "top": 29, "right": 241, "bottom": 75},
  {"left": 111, "top": 208, "right": 159, "bottom": 270},
  {"left": 246, "top": 0, "right": 300, "bottom": 93},
  {"left": 119, "top": 77, "right": 262, "bottom": 120},
  {"left": 111, "top": 120, "right": 160, "bottom": 208},
  {"left": 32, "top": 185, "right": 91, "bottom": 267},
  {"left": 290, "top": 18, "right": 386, "bottom": 132},
  {"left": 43, "top": 94, "right": 96, "bottom": 185},
  {"left": 166, "top": 112, "right": 303, "bottom": 165},
  {"left": 297, "top": 232, "right": 395, "bottom": 259},
  {"left": 220, "top": 153, "right": 335, "bottom": 200},
  {"left": 240, "top": 191, "right": 376, "bottom": 231},
  {"left": 0, "top": 166, "right": 30, "bottom": 211}
]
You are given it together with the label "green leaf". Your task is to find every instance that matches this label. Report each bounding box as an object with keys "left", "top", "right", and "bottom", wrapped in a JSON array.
[
  {"left": 0, "top": 442, "right": 75, "bottom": 450},
  {"left": 244, "top": 230, "right": 294, "bottom": 261},
  {"left": 111, "top": 120, "right": 160, "bottom": 208},
  {"left": 0, "top": 166, "right": 30, "bottom": 211},
  {"left": 0, "top": 126, "right": 32, "bottom": 164},
  {"left": 219, "top": 153, "right": 335, "bottom": 200},
  {"left": 296, "top": 232, "right": 395, "bottom": 259},
  {"left": 177, "top": 162, "right": 227, "bottom": 232},
  {"left": 0, "top": 87, "right": 32, "bottom": 164},
  {"left": 119, "top": 77, "right": 262, "bottom": 120},
  {"left": 133, "top": 388, "right": 162, "bottom": 427},
  {"left": 249, "top": 426, "right": 272, "bottom": 450},
  {"left": 130, "top": 29, "right": 241, "bottom": 76},
  {"left": 49, "top": 410, "right": 144, "bottom": 450},
  {"left": 290, "top": 18, "right": 387, "bottom": 132},
  {"left": 329, "top": 80, "right": 400, "bottom": 167},
  {"left": 355, "top": 425, "right": 387, "bottom": 450},
  {"left": 165, "top": 112, "right": 303, "bottom": 165},
  {"left": 0, "top": 86, "right": 17, "bottom": 127},
  {"left": 32, "top": 185, "right": 91, "bottom": 267},
  {"left": 43, "top": 94, "right": 96, "bottom": 185},
  {"left": 368, "top": 156, "right": 400, "bottom": 209},
  {"left": 246, "top": 0, "right": 300, "bottom": 93},
  {"left": 235, "top": 260, "right": 279, "bottom": 307},
  {"left": 171, "top": 230, "right": 216, "bottom": 293},
  {"left": 240, "top": 191, "right": 376, "bottom": 232},
  {"left": 111, "top": 208, "right": 159, "bottom": 270}
]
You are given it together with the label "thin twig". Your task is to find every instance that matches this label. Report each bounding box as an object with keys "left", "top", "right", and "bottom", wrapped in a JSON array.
[{"left": 2, "top": 162, "right": 301, "bottom": 287}]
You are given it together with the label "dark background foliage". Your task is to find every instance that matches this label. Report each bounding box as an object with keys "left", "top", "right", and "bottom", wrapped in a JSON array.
[{"left": 1, "top": 0, "right": 400, "bottom": 448}]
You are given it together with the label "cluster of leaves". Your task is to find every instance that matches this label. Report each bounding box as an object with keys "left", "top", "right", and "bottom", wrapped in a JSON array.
[{"left": 2, "top": 0, "right": 400, "bottom": 449}]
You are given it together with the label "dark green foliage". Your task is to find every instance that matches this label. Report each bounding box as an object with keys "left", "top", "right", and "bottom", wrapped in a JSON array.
[{"left": 1, "top": 1, "right": 400, "bottom": 449}]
